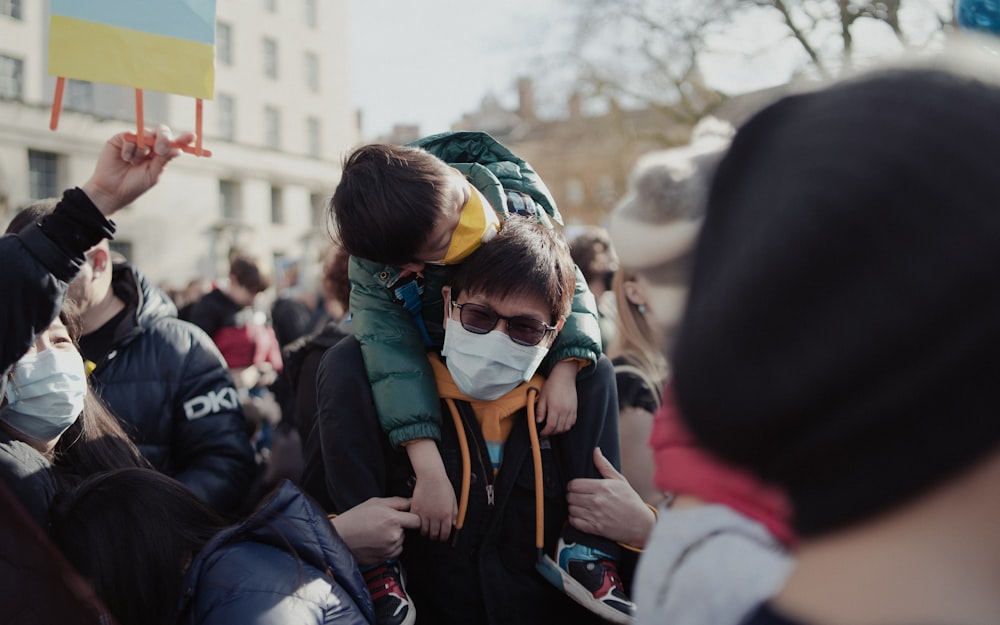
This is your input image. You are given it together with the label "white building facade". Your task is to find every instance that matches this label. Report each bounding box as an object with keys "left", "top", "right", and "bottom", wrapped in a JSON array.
[{"left": 0, "top": 0, "right": 358, "bottom": 291}]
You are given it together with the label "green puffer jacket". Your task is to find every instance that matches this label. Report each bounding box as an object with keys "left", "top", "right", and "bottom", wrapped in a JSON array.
[{"left": 349, "top": 131, "right": 603, "bottom": 448}]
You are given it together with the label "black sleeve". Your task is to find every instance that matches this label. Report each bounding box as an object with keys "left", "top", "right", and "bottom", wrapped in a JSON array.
[
  {"left": 183, "top": 299, "right": 222, "bottom": 338},
  {"left": 2, "top": 188, "right": 115, "bottom": 374},
  {"left": 615, "top": 368, "right": 659, "bottom": 414},
  {"left": 313, "top": 335, "right": 390, "bottom": 513}
]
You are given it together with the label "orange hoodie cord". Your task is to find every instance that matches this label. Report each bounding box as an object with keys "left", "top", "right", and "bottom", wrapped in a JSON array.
[
  {"left": 525, "top": 387, "right": 545, "bottom": 558},
  {"left": 447, "top": 387, "right": 545, "bottom": 557},
  {"left": 446, "top": 397, "right": 472, "bottom": 536}
]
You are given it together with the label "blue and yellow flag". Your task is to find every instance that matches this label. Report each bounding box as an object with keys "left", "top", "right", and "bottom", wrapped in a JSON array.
[{"left": 48, "top": 0, "right": 216, "bottom": 100}]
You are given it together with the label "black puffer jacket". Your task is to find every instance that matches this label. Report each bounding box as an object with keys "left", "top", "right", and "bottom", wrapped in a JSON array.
[
  {"left": 0, "top": 431, "right": 57, "bottom": 528},
  {"left": 86, "top": 265, "right": 255, "bottom": 513},
  {"left": 2, "top": 188, "right": 114, "bottom": 384}
]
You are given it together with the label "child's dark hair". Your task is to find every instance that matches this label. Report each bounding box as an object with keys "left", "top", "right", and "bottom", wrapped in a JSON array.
[
  {"left": 449, "top": 216, "right": 575, "bottom": 323},
  {"left": 330, "top": 143, "right": 459, "bottom": 265},
  {"left": 49, "top": 468, "right": 230, "bottom": 625}
]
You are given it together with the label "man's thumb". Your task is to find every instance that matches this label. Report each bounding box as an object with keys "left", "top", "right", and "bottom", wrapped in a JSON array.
[
  {"left": 383, "top": 496, "right": 412, "bottom": 511},
  {"left": 593, "top": 447, "right": 624, "bottom": 481}
]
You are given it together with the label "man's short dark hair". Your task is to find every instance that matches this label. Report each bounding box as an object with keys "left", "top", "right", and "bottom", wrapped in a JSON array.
[
  {"left": 229, "top": 254, "right": 270, "bottom": 294},
  {"left": 5, "top": 197, "right": 59, "bottom": 235},
  {"left": 450, "top": 216, "right": 575, "bottom": 324},
  {"left": 330, "top": 143, "right": 458, "bottom": 265}
]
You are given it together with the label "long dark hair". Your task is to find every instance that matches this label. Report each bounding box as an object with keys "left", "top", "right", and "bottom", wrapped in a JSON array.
[
  {"left": 51, "top": 302, "right": 149, "bottom": 478},
  {"left": 49, "top": 468, "right": 230, "bottom": 625}
]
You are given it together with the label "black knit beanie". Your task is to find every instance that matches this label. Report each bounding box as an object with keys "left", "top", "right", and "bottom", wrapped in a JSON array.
[{"left": 672, "top": 48, "right": 1000, "bottom": 537}]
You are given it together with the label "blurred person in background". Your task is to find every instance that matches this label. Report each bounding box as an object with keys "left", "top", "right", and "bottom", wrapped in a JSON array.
[
  {"left": 605, "top": 267, "right": 668, "bottom": 506},
  {"left": 569, "top": 225, "right": 618, "bottom": 354}
]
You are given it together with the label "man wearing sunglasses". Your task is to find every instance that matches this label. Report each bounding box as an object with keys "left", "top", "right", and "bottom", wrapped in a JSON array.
[{"left": 306, "top": 217, "right": 635, "bottom": 625}]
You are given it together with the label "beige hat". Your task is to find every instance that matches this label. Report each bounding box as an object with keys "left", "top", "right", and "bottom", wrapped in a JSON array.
[{"left": 608, "top": 118, "right": 732, "bottom": 275}]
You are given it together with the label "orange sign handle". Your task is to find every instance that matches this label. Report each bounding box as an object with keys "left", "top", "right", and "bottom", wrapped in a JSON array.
[
  {"left": 50, "top": 77, "right": 66, "bottom": 131},
  {"left": 135, "top": 89, "right": 145, "bottom": 149},
  {"left": 122, "top": 131, "right": 213, "bottom": 158},
  {"left": 195, "top": 99, "right": 205, "bottom": 157}
]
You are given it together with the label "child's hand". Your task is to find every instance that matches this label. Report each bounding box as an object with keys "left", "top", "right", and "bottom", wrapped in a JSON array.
[
  {"left": 411, "top": 472, "right": 457, "bottom": 542},
  {"left": 537, "top": 360, "right": 579, "bottom": 435}
]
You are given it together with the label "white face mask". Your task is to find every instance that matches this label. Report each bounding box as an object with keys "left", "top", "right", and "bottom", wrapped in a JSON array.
[
  {"left": 441, "top": 317, "right": 550, "bottom": 400},
  {"left": 1, "top": 348, "right": 86, "bottom": 442}
]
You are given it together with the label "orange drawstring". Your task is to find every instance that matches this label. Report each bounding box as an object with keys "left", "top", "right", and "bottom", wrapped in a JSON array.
[
  {"left": 447, "top": 398, "right": 471, "bottom": 533},
  {"left": 526, "top": 386, "right": 545, "bottom": 556},
  {"left": 448, "top": 387, "right": 544, "bottom": 557}
]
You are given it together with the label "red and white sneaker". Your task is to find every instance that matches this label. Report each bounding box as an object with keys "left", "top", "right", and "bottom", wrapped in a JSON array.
[
  {"left": 555, "top": 538, "right": 635, "bottom": 624},
  {"left": 363, "top": 560, "right": 416, "bottom": 625}
]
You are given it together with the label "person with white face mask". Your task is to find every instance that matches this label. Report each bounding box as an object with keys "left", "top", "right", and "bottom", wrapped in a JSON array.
[
  {"left": 2, "top": 317, "right": 87, "bottom": 453},
  {"left": 307, "top": 217, "right": 637, "bottom": 625},
  {"left": 0, "top": 125, "right": 189, "bottom": 625},
  {"left": 0, "top": 310, "right": 148, "bottom": 528}
]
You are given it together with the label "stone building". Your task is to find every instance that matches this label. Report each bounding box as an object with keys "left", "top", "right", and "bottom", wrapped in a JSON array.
[{"left": 0, "top": 0, "right": 358, "bottom": 292}]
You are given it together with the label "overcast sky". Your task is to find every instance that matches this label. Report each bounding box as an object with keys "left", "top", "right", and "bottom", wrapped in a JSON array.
[
  {"left": 347, "top": 0, "right": 954, "bottom": 140},
  {"left": 346, "top": 0, "right": 569, "bottom": 139}
]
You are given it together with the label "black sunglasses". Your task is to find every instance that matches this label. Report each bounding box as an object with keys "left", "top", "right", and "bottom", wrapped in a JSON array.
[{"left": 451, "top": 301, "right": 557, "bottom": 347}]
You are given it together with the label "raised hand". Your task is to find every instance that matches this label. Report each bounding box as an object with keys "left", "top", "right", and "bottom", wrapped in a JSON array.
[{"left": 81, "top": 124, "right": 193, "bottom": 216}]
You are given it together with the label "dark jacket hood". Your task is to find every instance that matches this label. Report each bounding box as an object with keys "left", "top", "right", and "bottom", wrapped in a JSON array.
[{"left": 105, "top": 264, "right": 177, "bottom": 351}]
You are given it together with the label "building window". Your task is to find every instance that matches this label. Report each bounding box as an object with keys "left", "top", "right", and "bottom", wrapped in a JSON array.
[
  {"left": 310, "top": 192, "right": 327, "bottom": 228},
  {"left": 28, "top": 150, "right": 61, "bottom": 200},
  {"left": 216, "top": 22, "right": 233, "bottom": 65},
  {"left": 596, "top": 174, "right": 617, "bottom": 205},
  {"left": 565, "top": 178, "right": 585, "bottom": 206},
  {"left": 216, "top": 93, "right": 235, "bottom": 140},
  {"left": 0, "top": 54, "right": 23, "bottom": 100},
  {"left": 304, "top": 52, "right": 319, "bottom": 93},
  {"left": 306, "top": 116, "right": 321, "bottom": 158},
  {"left": 270, "top": 185, "right": 284, "bottom": 224},
  {"left": 1, "top": 0, "right": 22, "bottom": 19},
  {"left": 219, "top": 179, "right": 241, "bottom": 220},
  {"left": 64, "top": 80, "right": 94, "bottom": 112},
  {"left": 262, "top": 38, "right": 278, "bottom": 79},
  {"left": 264, "top": 106, "right": 281, "bottom": 149},
  {"left": 304, "top": 0, "right": 316, "bottom": 27}
]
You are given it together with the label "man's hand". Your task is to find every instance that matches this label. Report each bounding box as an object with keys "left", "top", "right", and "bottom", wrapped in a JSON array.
[
  {"left": 567, "top": 447, "right": 656, "bottom": 549},
  {"left": 536, "top": 359, "right": 579, "bottom": 435},
  {"left": 81, "top": 124, "right": 193, "bottom": 216},
  {"left": 331, "top": 497, "right": 421, "bottom": 566}
]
